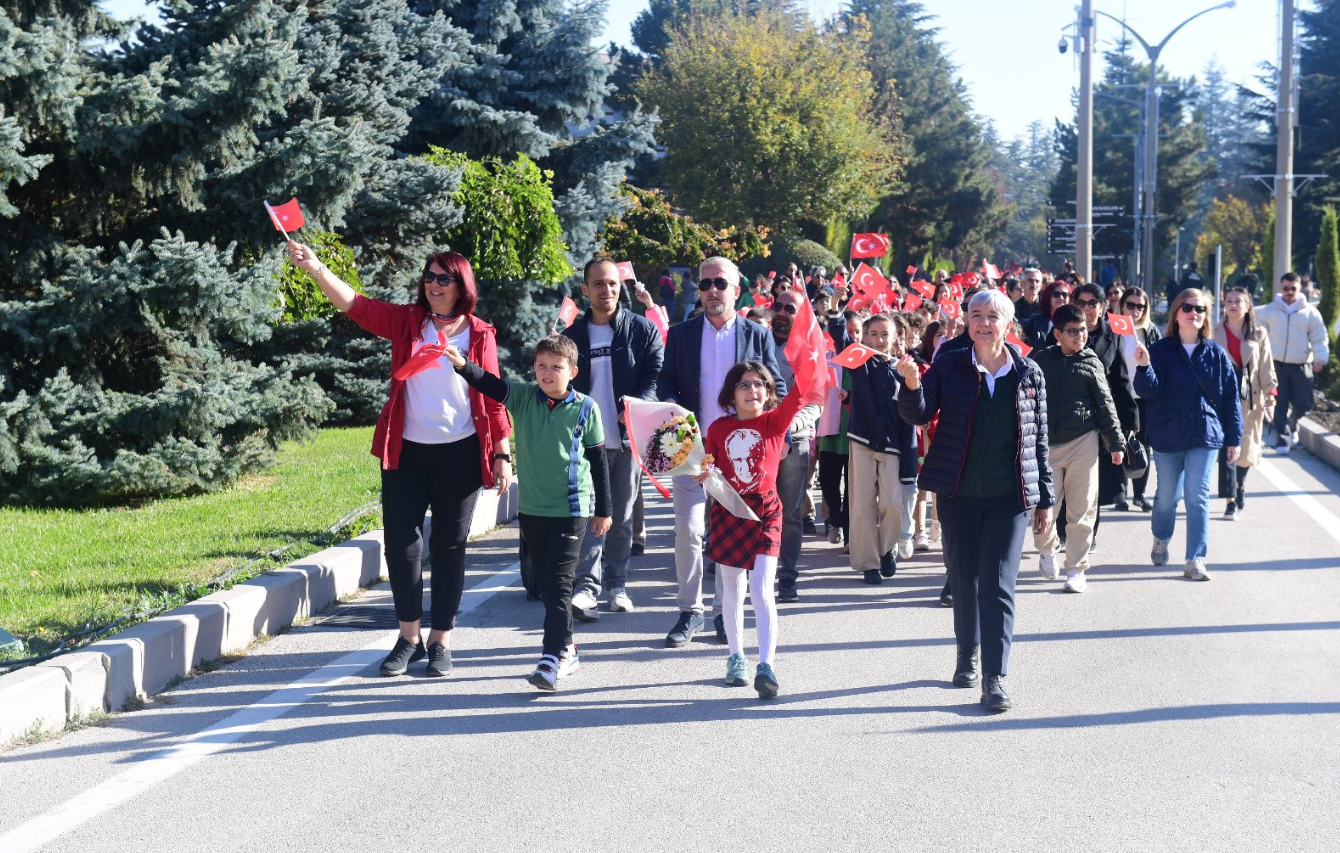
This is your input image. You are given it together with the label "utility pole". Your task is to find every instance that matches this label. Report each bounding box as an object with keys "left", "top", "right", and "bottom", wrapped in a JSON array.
[
  {"left": 1274, "top": 0, "right": 1296, "bottom": 286},
  {"left": 1077, "top": 0, "right": 1095, "bottom": 280}
]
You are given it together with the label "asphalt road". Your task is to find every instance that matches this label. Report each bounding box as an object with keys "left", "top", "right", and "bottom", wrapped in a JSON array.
[{"left": 3, "top": 447, "right": 1338, "bottom": 853}]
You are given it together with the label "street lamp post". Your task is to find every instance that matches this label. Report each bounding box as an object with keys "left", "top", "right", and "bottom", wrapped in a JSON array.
[{"left": 1095, "top": 2, "right": 1237, "bottom": 290}]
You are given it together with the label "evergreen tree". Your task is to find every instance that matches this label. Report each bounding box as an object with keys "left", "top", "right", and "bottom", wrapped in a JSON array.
[
  {"left": 984, "top": 120, "right": 1060, "bottom": 265},
  {"left": 1314, "top": 207, "right": 1340, "bottom": 379},
  {"left": 846, "top": 0, "right": 1005, "bottom": 271}
]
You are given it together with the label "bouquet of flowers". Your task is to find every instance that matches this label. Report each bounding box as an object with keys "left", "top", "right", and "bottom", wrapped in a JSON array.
[{"left": 644, "top": 413, "right": 706, "bottom": 476}]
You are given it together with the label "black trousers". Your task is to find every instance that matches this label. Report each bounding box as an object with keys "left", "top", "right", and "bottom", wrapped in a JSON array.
[
  {"left": 1273, "top": 361, "right": 1313, "bottom": 439},
  {"left": 1130, "top": 398, "right": 1152, "bottom": 500},
  {"left": 939, "top": 493, "right": 1027, "bottom": 677},
  {"left": 817, "top": 450, "right": 849, "bottom": 535},
  {"left": 381, "top": 436, "right": 483, "bottom": 631},
  {"left": 519, "top": 513, "right": 588, "bottom": 656}
]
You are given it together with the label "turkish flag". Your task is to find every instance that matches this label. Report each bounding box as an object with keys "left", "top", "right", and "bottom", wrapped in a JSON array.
[
  {"left": 982, "top": 260, "right": 1002, "bottom": 280},
  {"left": 1107, "top": 312, "right": 1136, "bottom": 336},
  {"left": 851, "top": 262, "right": 891, "bottom": 295},
  {"left": 902, "top": 292, "right": 924, "bottom": 312},
  {"left": 938, "top": 300, "right": 961, "bottom": 320},
  {"left": 558, "top": 295, "right": 580, "bottom": 328},
  {"left": 830, "top": 342, "right": 879, "bottom": 370},
  {"left": 784, "top": 294, "right": 829, "bottom": 406},
  {"left": 752, "top": 293, "right": 773, "bottom": 308},
  {"left": 946, "top": 282, "right": 964, "bottom": 301},
  {"left": 962, "top": 271, "right": 980, "bottom": 287},
  {"left": 850, "top": 232, "right": 891, "bottom": 258},
  {"left": 831, "top": 271, "right": 846, "bottom": 289},
  {"left": 264, "top": 198, "right": 305, "bottom": 233},
  {"left": 909, "top": 280, "right": 936, "bottom": 300},
  {"left": 905, "top": 265, "right": 918, "bottom": 276},
  {"left": 1006, "top": 332, "right": 1032, "bottom": 356},
  {"left": 821, "top": 331, "right": 837, "bottom": 355},
  {"left": 392, "top": 330, "right": 447, "bottom": 381},
  {"left": 616, "top": 261, "right": 636, "bottom": 281}
]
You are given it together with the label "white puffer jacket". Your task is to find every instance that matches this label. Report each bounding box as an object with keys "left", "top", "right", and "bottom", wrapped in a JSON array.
[{"left": 1255, "top": 297, "right": 1330, "bottom": 366}]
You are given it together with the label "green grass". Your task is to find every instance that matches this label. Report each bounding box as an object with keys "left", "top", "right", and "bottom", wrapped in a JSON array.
[{"left": 0, "top": 427, "right": 381, "bottom": 657}]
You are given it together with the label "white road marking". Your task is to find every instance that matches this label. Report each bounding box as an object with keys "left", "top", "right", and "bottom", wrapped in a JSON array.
[
  {"left": 1253, "top": 460, "right": 1340, "bottom": 547},
  {"left": 0, "top": 563, "right": 521, "bottom": 853}
]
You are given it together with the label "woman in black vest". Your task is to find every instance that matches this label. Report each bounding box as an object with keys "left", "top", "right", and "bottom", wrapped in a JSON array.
[{"left": 897, "top": 290, "right": 1053, "bottom": 713}]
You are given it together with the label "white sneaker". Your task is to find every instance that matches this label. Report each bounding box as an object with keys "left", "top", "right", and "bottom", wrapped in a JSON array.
[
  {"left": 1063, "top": 571, "right": 1087, "bottom": 593},
  {"left": 557, "top": 644, "right": 581, "bottom": 678},
  {"left": 1184, "top": 558, "right": 1212, "bottom": 582},
  {"left": 1038, "top": 551, "right": 1058, "bottom": 580},
  {"left": 570, "top": 589, "right": 599, "bottom": 622},
  {"left": 897, "top": 538, "right": 914, "bottom": 560},
  {"left": 608, "top": 591, "right": 635, "bottom": 612},
  {"left": 528, "top": 654, "right": 559, "bottom": 690},
  {"left": 827, "top": 525, "right": 843, "bottom": 545},
  {"left": 913, "top": 532, "right": 931, "bottom": 552}
]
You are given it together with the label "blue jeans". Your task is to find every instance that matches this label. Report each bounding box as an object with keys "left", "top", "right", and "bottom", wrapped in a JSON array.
[
  {"left": 575, "top": 447, "right": 640, "bottom": 598},
  {"left": 1151, "top": 448, "right": 1217, "bottom": 561}
]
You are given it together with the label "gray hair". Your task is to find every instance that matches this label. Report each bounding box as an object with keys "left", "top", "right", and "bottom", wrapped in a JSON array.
[
  {"left": 699, "top": 256, "right": 741, "bottom": 287},
  {"left": 968, "top": 289, "right": 1016, "bottom": 323},
  {"left": 1022, "top": 267, "right": 1042, "bottom": 279}
]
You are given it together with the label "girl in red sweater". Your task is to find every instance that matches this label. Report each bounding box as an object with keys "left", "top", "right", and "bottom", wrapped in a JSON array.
[{"left": 700, "top": 361, "right": 803, "bottom": 698}]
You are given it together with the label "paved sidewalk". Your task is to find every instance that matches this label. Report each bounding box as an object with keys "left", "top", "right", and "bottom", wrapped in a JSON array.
[{"left": 2, "top": 449, "right": 1338, "bottom": 853}]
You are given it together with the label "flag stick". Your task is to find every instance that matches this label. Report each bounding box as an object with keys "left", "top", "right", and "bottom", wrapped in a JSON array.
[{"left": 263, "top": 200, "right": 290, "bottom": 242}]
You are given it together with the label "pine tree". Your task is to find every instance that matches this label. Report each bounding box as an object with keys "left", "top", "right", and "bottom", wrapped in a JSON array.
[{"left": 1314, "top": 208, "right": 1339, "bottom": 378}]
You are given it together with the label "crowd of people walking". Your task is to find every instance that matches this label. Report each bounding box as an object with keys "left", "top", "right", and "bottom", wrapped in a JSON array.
[{"left": 285, "top": 241, "right": 1330, "bottom": 713}]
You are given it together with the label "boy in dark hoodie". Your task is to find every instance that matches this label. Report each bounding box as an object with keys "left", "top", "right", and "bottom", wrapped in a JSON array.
[{"left": 1029, "top": 303, "right": 1126, "bottom": 594}]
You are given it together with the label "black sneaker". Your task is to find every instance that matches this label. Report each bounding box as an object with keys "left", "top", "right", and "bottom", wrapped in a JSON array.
[
  {"left": 1114, "top": 500, "right": 1130, "bottom": 511},
  {"left": 665, "top": 611, "right": 705, "bottom": 648},
  {"left": 939, "top": 580, "right": 953, "bottom": 607},
  {"left": 714, "top": 613, "right": 726, "bottom": 643},
  {"left": 802, "top": 516, "right": 818, "bottom": 535},
  {"left": 1224, "top": 500, "right": 1237, "bottom": 520},
  {"left": 880, "top": 551, "right": 897, "bottom": 578},
  {"left": 776, "top": 582, "right": 799, "bottom": 603},
  {"left": 863, "top": 569, "right": 883, "bottom": 585},
  {"left": 426, "top": 642, "right": 452, "bottom": 677},
  {"left": 630, "top": 542, "right": 645, "bottom": 556},
  {"left": 380, "top": 637, "right": 426, "bottom": 676}
]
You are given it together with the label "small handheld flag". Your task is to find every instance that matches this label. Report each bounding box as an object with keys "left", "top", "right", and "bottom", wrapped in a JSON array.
[
  {"left": 616, "top": 261, "right": 636, "bottom": 282},
  {"left": 902, "top": 292, "right": 924, "bottom": 312},
  {"left": 909, "top": 280, "right": 936, "bottom": 300},
  {"left": 938, "top": 300, "right": 961, "bottom": 320},
  {"left": 830, "top": 343, "right": 879, "bottom": 370},
  {"left": 1107, "top": 313, "right": 1136, "bottom": 336},
  {"left": 1006, "top": 332, "right": 1032, "bottom": 356},
  {"left": 264, "top": 198, "right": 305, "bottom": 238},
  {"left": 850, "top": 232, "right": 891, "bottom": 259},
  {"left": 558, "top": 296, "right": 580, "bottom": 328}
]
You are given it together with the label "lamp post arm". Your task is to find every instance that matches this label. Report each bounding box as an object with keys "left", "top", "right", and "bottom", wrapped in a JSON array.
[
  {"left": 1094, "top": 10, "right": 1153, "bottom": 56},
  {"left": 1154, "top": 2, "right": 1237, "bottom": 55}
]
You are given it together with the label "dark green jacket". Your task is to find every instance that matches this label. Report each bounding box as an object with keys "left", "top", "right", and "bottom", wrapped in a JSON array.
[{"left": 1031, "top": 345, "right": 1125, "bottom": 453}]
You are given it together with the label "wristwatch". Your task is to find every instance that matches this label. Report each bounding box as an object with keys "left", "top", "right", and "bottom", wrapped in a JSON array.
[{"left": 492, "top": 453, "right": 512, "bottom": 463}]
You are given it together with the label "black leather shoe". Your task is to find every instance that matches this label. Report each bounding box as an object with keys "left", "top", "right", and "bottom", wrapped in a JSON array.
[
  {"left": 981, "top": 675, "right": 1012, "bottom": 712},
  {"left": 939, "top": 581, "right": 953, "bottom": 607},
  {"left": 880, "top": 551, "right": 896, "bottom": 578},
  {"left": 1113, "top": 500, "right": 1130, "bottom": 511},
  {"left": 863, "top": 569, "right": 883, "bottom": 585},
  {"left": 802, "top": 516, "right": 818, "bottom": 535},
  {"left": 665, "top": 611, "right": 704, "bottom": 648},
  {"left": 952, "top": 645, "right": 979, "bottom": 688},
  {"left": 776, "top": 582, "right": 799, "bottom": 603},
  {"left": 630, "top": 542, "right": 645, "bottom": 556},
  {"left": 714, "top": 612, "right": 727, "bottom": 643},
  {"left": 380, "top": 637, "right": 426, "bottom": 677}
]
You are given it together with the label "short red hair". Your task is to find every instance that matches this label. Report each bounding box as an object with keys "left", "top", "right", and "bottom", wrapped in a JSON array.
[{"left": 417, "top": 251, "right": 478, "bottom": 316}]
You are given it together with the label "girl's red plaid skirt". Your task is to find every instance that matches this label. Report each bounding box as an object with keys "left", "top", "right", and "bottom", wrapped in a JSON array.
[{"left": 705, "top": 490, "right": 783, "bottom": 570}]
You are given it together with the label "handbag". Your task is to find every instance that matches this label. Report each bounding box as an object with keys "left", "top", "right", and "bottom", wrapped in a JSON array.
[{"left": 1122, "top": 433, "right": 1149, "bottom": 480}]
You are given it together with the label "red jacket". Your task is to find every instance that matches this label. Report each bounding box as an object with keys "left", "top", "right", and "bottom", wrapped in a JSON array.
[{"left": 346, "top": 295, "right": 511, "bottom": 484}]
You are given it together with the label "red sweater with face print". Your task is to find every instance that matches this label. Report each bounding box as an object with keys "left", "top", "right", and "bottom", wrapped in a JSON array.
[{"left": 704, "top": 386, "right": 804, "bottom": 497}]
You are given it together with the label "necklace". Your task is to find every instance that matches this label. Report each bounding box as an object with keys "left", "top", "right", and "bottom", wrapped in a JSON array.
[{"left": 428, "top": 310, "right": 458, "bottom": 322}]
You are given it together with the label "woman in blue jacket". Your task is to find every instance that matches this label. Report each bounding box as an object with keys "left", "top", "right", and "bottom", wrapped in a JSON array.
[
  {"left": 897, "top": 290, "right": 1053, "bottom": 713},
  {"left": 1133, "top": 289, "right": 1243, "bottom": 581}
]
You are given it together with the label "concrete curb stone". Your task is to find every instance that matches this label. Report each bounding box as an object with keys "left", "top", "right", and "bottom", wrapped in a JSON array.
[
  {"left": 2, "top": 495, "right": 513, "bottom": 745},
  {"left": 1297, "top": 415, "right": 1340, "bottom": 471}
]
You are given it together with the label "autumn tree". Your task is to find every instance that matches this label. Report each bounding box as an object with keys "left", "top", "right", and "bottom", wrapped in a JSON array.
[{"left": 1195, "top": 196, "right": 1271, "bottom": 280}]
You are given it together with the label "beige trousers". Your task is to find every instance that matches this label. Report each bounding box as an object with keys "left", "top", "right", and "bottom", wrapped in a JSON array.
[
  {"left": 1034, "top": 431, "right": 1099, "bottom": 573},
  {"left": 848, "top": 442, "right": 905, "bottom": 571}
]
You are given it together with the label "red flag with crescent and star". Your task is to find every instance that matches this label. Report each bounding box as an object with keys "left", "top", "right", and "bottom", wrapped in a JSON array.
[
  {"left": 783, "top": 293, "right": 830, "bottom": 406},
  {"left": 264, "top": 198, "right": 305, "bottom": 235},
  {"left": 938, "top": 299, "right": 961, "bottom": 320},
  {"left": 557, "top": 295, "right": 580, "bottom": 328},
  {"left": 909, "top": 279, "right": 936, "bottom": 300},
  {"left": 1107, "top": 312, "right": 1136, "bottom": 336},
  {"left": 850, "top": 232, "right": 891, "bottom": 259},
  {"left": 830, "top": 343, "right": 879, "bottom": 370}
]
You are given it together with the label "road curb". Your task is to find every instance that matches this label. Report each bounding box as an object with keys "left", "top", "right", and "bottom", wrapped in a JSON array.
[
  {"left": 0, "top": 483, "right": 519, "bottom": 745},
  {"left": 1297, "top": 415, "right": 1340, "bottom": 472}
]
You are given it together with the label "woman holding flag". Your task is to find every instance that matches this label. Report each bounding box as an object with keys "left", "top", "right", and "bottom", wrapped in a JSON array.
[{"left": 286, "top": 241, "right": 512, "bottom": 679}]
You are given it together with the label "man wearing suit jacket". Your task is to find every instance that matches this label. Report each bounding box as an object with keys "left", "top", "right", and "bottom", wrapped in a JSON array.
[{"left": 657, "top": 256, "right": 787, "bottom": 648}]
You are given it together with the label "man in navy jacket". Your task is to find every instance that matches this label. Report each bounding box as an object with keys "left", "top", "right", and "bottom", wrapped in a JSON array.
[
  {"left": 562, "top": 259, "right": 665, "bottom": 620},
  {"left": 657, "top": 256, "right": 786, "bottom": 647}
]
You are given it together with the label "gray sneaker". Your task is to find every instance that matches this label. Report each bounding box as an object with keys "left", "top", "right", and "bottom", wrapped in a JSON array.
[
  {"left": 570, "top": 589, "right": 599, "bottom": 622},
  {"left": 1151, "top": 539, "right": 1169, "bottom": 566},
  {"left": 1184, "top": 558, "right": 1212, "bottom": 581},
  {"left": 607, "top": 590, "right": 635, "bottom": 612}
]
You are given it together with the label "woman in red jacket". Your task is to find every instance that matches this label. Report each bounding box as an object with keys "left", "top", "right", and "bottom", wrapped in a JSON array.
[{"left": 288, "top": 241, "right": 512, "bottom": 679}]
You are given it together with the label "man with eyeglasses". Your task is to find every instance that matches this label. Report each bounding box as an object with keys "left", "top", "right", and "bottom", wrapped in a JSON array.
[
  {"left": 562, "top": 259, "right": 666, "bottom": 621},
  {"left": 765, "top": 289, "right": 824, "bottom": 602},
  {"left": 658, "top": 257, "right": 787, "bottom": 647},
  {"left": 1013, "top": 268, "right": 1044, "bottom": 322},
  {"left": 1029, "top": 303, "right": 1126, "bottom": 593},
  {"left": 1256, "top": 271, "right": 1331, "bottom": 453}
]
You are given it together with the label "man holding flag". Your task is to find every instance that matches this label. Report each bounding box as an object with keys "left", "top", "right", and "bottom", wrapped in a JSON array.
[{"left": 768, "top": 287, "right": 827, "bottom": 602}]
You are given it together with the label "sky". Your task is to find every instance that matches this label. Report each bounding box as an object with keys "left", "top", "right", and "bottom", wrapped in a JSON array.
[{"left": 103, "top": 0, "right": 1296, "bottom": 141}]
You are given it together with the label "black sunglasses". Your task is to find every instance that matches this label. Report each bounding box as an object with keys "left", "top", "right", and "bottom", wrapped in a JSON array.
[
  {"left": 1179, "top": 303, "right": 1207, "bottom": 315},
  {"left": 1075, "top": 298, "right": 1103, "bottom": 308},
  {"left": 1124, "top": 301, "right": 1146, "bottom": 311},
  {"left": 1051, "top": 292, "right": 1071, "bottom": 300},
  {"left": 423, "top": 272, "right": 457, "bottom": 286},
  {"left": 697, "top": 277, "right": 731, "bottom": 292},
  {"left": 773, "top": 303, "right": 799, "bottom": 315}
]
